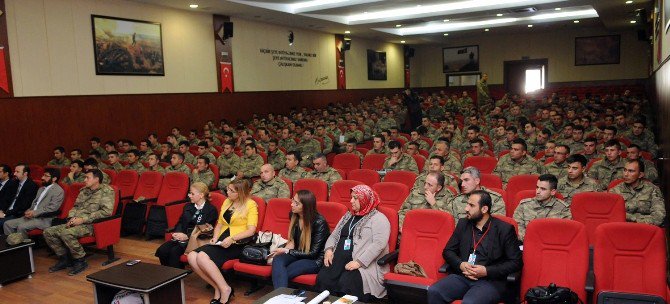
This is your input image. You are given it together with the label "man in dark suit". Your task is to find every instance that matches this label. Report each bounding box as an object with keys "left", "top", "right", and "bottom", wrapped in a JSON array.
[
  {"left": 4, "top": 167, "right": 64, "bottom": 235},
  {"left": 0, "top": 164, "right": 39, "bottom": 230},
  {"left": 428, "top": 190, "right": 522, "bottom": 304},
  {"left": 0, "top": 164, "right": 18, "bottom": 211}
]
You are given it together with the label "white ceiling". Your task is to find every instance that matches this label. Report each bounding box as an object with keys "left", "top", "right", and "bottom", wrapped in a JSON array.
[{"left": 132, "top": 0, "right": 653, "bottom": 44}]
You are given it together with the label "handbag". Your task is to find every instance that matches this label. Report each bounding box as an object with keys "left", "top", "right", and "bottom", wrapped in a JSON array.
[
  {"left": 394, "top": 261, "right": 428, "bottom": 278},
  {"left": 241, "top": 231, "right": 274, "bottom": 265},
  {"left": 525, "top": 283, "right": 582, "bottom": 304},
  {"left": 184, "top": 224, "right": 213, "bottom": 254}
]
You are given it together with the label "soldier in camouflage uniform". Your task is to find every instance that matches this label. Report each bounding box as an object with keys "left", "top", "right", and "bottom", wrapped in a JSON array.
[
  {"left": 409, "top": 129, "right": 430, "bottom": 151},
  {"left": 610, "top": 159, "right": 666, "bottom": 226},
  {"left": 47, "top": 146, "right": 72, "bottom": 168},
  {"left": 166, "top": 152, "right": 192, "bottom": 179},
  {"left": 626, "top": 144, "right": 658, "bottom": 183},
  {"left": 343, "top": 139, "right": 365, "bottom": 165},
  {"left": 326, "top": 120, "right": 342, "bottom": 141},
  {"left": 412, "top": 155, "right": 459, "bottom": 191},
  {"left": 567, "top": 125, "right": 585, "bottom": 154},
  {"left": 145, "top": 154, "right": 166, "bottom": 174},
  {"left": 493, "top": 126, "right": 518, "bottom": 155},
  {"left": 315, "top": 125, "right": 334, "bottom": 155},
  {"left": 251, "top": 164, "right": 291, "bottom": 202},
  {"left": 297, "top": 129, "right": 322, "bottom": 167},
  {"left": 44, "top": 169, "right": 114, "bottom": 275},
  {"left": 587, "top": 140, "right": 625, "bottom": 190},
  {"left": 398, "top": 172, "right": 454, "bottom": 230},
  {"left": 279, "top": 151, "right": 307, "bottom": 183},
  {"left": 449, "top": 167, "right": 505, "bottom": 220},
  {"left": 178, "top": 141, "right": 197, "bottom": 165},
  {"left": 62, "top": 160, "right": 86, "bottom": 185},
  {"left": 579, "top": 137, "right": 602, "bottom": 163},
  {"left": 342, "top": 121, "right": 364, "bottom": 144},
  {"left": 625, "top": 119, "right": 659, "bottom": 158},
  {"left": 376, "top": 109, "right": 398, "bottom": 134},
  {"left": 306, "top": 153, "right": 341, "bottom": 190},
  {"left": 266, "top": 139, "right": 287, "bottom": 172},
  {"left": 557, "top": 154, "right": 599, "bottom": 205},
  {"left": 544, "top": 145, "right": 570, "bottom": 180},
  {"left": 430, "top": 140, "right": 462, "bottom": 174},
  {"left": 493, "top": 138, "right": 544, "bottom": 187},
  {"left": 90, "top": 137, "right": 107, "bottom": 160},
  {"left": 191, "top": 156, "right": 215, "bottom": 188},
  {"left": 138, "top": 140, "right": 154, "bottom": 162},
  {"left": 236, "top": 144, "right": 264, "bottom": 180},
  {"left": 106, "top": 151, "right": 125, "bottom": 172},
  {"left": 513, "top": 174, "right": 571, "bottom": 241},
  {"left": 171, "top": 127, "right": 188, "bottom": 143},
  {"left": 124, "top": 150, "right": 146, "bottom": 173},
  {"left": 197, "top": 142, "right": 217, "bottom": 165},
  {"left": 82, "top": 159, "right": 111, "bottom": 184},
  {"left": 366, "top": 135, "right": 389, "bottom": 156},
  {"left": 384, "top": 141, "right": 419, "bottom": 173},
  {"left": 279, "top": 128, "right": 298, "bottom": 152},
  {"left": 460, "top": 138, "right": 488, "bottom": 165}
]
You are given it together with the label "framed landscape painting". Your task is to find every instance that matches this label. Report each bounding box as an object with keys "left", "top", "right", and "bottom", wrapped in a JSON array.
[{"left": 91, "top": 15, "right": 165, "bottom": 75}]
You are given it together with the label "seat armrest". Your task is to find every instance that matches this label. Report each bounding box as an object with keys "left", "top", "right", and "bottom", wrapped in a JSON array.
[
  {"left": 585, "top": 269, "right": 595, "bottom": 293},
  {"left": 377, "top": 250, "right": 399, "bottom": 266},
  {"left": 135, "top": 197, "right": 158, "bottom": 204},
  {"left": 91, "top": 214, "right": 122, "bottom": 224},
  {"left": 120, "top": 195, "right": 134, "bottom": 200},
  {"left": 439, "top": 262, "right": 450, "bottom": 273}
]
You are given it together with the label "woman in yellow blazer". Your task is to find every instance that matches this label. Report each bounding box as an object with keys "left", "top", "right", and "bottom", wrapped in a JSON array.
[{"left": 188, "top": 179, "right": 258, "bottom": 304}]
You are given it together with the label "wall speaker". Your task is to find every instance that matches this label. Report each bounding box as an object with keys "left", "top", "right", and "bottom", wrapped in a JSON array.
[
  {"left": 404, "top": 47, "right": 415, "bottom": 58},
  {"left": 223, "top": 22, "right": 233, "bottom": 39},
  {"left": 343, "top": 39, "right": 352, "bottom": 51}
]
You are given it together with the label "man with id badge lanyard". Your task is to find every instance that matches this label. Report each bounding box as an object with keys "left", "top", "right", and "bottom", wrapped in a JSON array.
[{"left": 428, "top": 190, "right": 522, "bottom": 304}]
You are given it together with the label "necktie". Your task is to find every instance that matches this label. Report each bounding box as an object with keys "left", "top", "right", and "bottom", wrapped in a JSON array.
[{"left": 8, "top": 181, "right": 24, "bottom": 211}]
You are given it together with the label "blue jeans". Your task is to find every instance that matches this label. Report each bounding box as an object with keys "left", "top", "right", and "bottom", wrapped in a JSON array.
[
  {"left": 271, "top": 254, "right": 320, "bottom": 288},
  {"left": 428, "top": 274, "right": 500, "bottom": 304}
]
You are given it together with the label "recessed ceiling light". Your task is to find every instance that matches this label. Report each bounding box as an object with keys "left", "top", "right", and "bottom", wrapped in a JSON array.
[
  {"left": 400, "top": 40, "right": 406, "bottom": 43},
  {"left": 344, "top": 30, "right": 351, "bottom": 34},
  {"left": 443, "top": 19, "right": 450, "bottom": 22},
  {"left": 528, "top": 24, "right": 533, "bottom": 27},
  {"left": 189, "top": 3, "right": 199, "bottom": 8},
  {"left": 574, "top": 20, "right": 580, "bottom": 23},
  {"left": 484, "top": 28, "right": 490, "bottom": 31},
  {"left": 396, "top": 24, "right": 402, "bottom": 27},
  {"left": 625, "top": 0, "right": 633, "bottom": 4},
  {"left": 497, "top": 13, "right": 503, "bottom": 17},
  {"left": 443, "top": 33, "right": 449, "bottom": 36},
  {"left": 555, "top": 8, "right": 561, "bottom": 11},
  {"left": 630, "top": 20, "right": 637, "bottom": 23}
]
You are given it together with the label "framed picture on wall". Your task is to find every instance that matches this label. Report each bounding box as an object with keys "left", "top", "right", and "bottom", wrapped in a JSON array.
[
  {"left": 367, "top": 49, "right": 387, "bottom": 80},
  {"left": 91, "top": 15, "right": 165, "bottom": 76},
  {"left": 442, "top": 45, "right": 479, "bottom": 74},
  {"left": 574, "top": 35, "right": 620, "bottom": 66}
]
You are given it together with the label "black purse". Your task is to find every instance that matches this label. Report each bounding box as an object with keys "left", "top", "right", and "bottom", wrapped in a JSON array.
[
  {"left": 525, "top": 283, "right": 582, "bottom": 304},
  {"left": 240, "top": 231, "right": 273, "bottom": 265}
]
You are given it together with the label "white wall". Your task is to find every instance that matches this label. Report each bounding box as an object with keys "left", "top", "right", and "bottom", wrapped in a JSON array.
[
  {"left": 410, "top": 27, "right": 649, "bottom": 87},
  {"left": 5, "top": 0, "right": 217, "bottom": 96}
]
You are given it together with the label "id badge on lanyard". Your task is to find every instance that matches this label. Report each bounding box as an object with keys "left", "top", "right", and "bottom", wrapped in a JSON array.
[
  {"left": 344, "top": 239, "right": 352, "bottom": 251},
  {"left": 468, "top": 252, "right": 477, "bottom": 265}
]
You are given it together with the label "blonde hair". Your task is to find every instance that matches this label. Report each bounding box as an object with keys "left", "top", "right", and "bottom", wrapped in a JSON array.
[
  {"left": 228, "top": 179, "right": 251, "bottom": 216},
  {"left": 190, "top": 182, "right": 210, "bottom": 203}
]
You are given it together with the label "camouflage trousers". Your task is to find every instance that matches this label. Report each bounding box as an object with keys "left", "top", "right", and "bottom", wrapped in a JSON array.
[{"left": 44, "top": 224, "right": 93, "bottom": 259}]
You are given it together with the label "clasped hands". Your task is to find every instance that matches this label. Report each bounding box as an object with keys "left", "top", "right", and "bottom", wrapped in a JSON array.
[{"left": 460, "top": 262, "right": 487, "bottom": 280}]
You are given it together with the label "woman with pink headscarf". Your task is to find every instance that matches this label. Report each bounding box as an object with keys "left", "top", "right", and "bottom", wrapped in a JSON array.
[{"left": 315, "top": 185, "right": 391, "bottom": 302}]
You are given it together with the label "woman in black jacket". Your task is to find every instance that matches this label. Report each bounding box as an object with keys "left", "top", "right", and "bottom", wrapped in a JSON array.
[
  {"left": 271, "top": 189, "right": 330, "bottom": 288},
  {"left": 155, "top": 182, "right": 218, "bottom": 268}
]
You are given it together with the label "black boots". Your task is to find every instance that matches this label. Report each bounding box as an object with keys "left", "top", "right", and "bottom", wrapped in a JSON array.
[
  {"left": 68, "top": 258, "right": 88, "bottom": 276},
  {"left": 48, "top": 254, "right": 72, "bottom": 273}
]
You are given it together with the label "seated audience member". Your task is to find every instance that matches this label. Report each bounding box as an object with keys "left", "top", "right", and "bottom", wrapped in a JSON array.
[
  {"left": 146, "top": 153, "right": 166, "bottom": 174},
  {"left": 178, "top": 141, "right": 197, "bottom": 165},
  {"left": 625, "top": 117, "right": 658, "bottom": 158},
  {"left": 124, "top": 149, "right": 145, "bottom": 173},
  {"left": 492, "top": 138, "right": 544, "bottom": 187},
  {"left": 412, "top": 155, "right": 459, "bottom": 191},
  {"left": 272, "top": 190, "right": 330, "bottom": 288},
  {"left": 4, "top": 168, "right": 64, "bottom": 235},
  {"left": 587, "top": 139, "right": 625, "bottom": 190},
  {"left": 428, "top": 190, "right": 522, "bottom": 304},
  {"left": 106, "top": 151, "right": 124, "bottom": 172},
  {"left": 90, "top": 137, "right": 107, "bottom": 159},
  {"left": 69, "top": 149, "right": 83, "bottom": 162},
  {"left": 343, "top": 138, "right": 365, "bottom": 165},
  {"left": 315, "top": 124, "right": 334, "bottom": 154},
  {"left": 544, "top": 144, "right": 570, "bottom": 179},
  {"left": 513, "top": 174, "right": 571, "bottom": 241},
  {"left": 610, "top": 159, "right": 666, "bottom": 226},
  {"left": 158, "top": 142, "right": 172, "bottom": 163},
  {"left": 557, "top": 154, "right": 599, "bottom": 205},
  {"left": 251, "top": 164, "right": 290, "bottom": 202},
  {"left": 155, "top": 182, "right": 218, "bottom": 268},
  {"left": 266, "top": 139, "right": 286, "bottom": 172},
  {"left": 579, "top": 137, "right": 602, "bottom": 162},
  {"left": 461, "top": 138, "right": 486, "bottom": 163},
  {"left": 0, "top": 164, "right": 18, "bottom": 211},
  {"left": 315, "top": 185, "right": 390, "bottom": 302},
  {"left": 537, "top": 140, "right": 556, "bottom": 163},
  {"left": 138, "top": 140, "right": 153, "bottom": 162},
  {"left": 383, "top": 140, "right": 419, "bottom": 173},
  {"left": 430, "top": 140, "right": 462, "bottom": 174},
  {"left": 297, "top": 128, "right": 323, "bottom": 167},
  {"left": 188, "top": 180, "right": 258, "bottom": 304},
  {"left": 236, "top": 143, "right": 264, "bottom": 181},
  {"left": 404, "top": 141, "right": 423, "bottom": 159},
  {"left": 62, "top": 160, "right": 86, "bottom": 185},
  {"left": 191, "top": 156, "right": 215, "bottom": 187},
  {"left": 279, "top": 151, "right": 307, "bottom": 183},
  {"left": 44, "top": 169, "right": 114, "bottom": 275},
  {"left": 278, "top": 128, "right": 298, "bottom": 153},
  {"left": 398, "top": 172, "right": 454, "bottom": 229},
  {"left": 626, "top": 144, "right": 658, "bottom": 183},
  {"left": 450, "top": 166, "right": 505, "bottom": 219},
  {"left": 197, "top": 141, "right": 217, "bottom": 165},
  {"left": 48, "top": 146, "right": 71, "bottom": 168},
  {"left": 166, "top": 152, "right": 192, "bottom": 178},
  {"left": 0, "top": 164, "right": 38, "bottom": 228},
  {"left": 216, "top": 141, "right": 241, "bottom": 189},
  {"left": 366, "top": 134, "right": 388, "bottom": 155},
  {"left": 306, "top": 153, "right": 342, "bottom": 190},
  {"left": 342, "top": 121, "right": 364, "bottom": 144},
  {"left": 82, "top": 158, "right": 111, "bottom": 184}
]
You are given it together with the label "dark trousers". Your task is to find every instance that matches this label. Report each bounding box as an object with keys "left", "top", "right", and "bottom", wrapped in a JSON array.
[
  {"left": 0, "top": 215, "right": 17, "bottom": 234},
  {"left": 271, "top": 254, "right": 320, "bottom": 288},
  {"left": 428, "top": 274, "right": 500, "bottom": 304},
  {"left": 155, "top": 241, "right": 187, "bottom": 268}
]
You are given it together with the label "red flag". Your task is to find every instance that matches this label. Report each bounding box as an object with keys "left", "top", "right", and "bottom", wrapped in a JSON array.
[
  {"left": 220, "top": 62, "right": 234, "bottom": 93},
  {"left": 0, "top": 47, "right": 9, "bottom": 93},
  {"left": 404, "top": 68, "right": 410, "bottom": 88},
  {"left": 337, "top": 66, "right": 346, "bottom": 89}
]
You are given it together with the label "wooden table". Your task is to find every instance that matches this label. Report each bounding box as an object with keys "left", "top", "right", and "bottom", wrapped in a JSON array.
[
  {"left": 86, "top": 261, "right": 190, "bottom": 304},
  {"left": 0, "top": 234, "right": 35, "bottom": 287}
]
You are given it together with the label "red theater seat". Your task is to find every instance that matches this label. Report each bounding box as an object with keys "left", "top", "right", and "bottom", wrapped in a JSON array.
[
  {"left": 347, "top": 169, "right": 381, "bottom": 187},
  {"left": 77, "top": 185, "right": 122, "bottom": 265},
  {"left": 384, "top": 170, "right": 417, "bottom": 190},
  {"left": 332, "top": 153, "right": 361, "bottom": 176},
  {"left": 362, "top": 154, "right": 387, "bottom": 171},
  {"left": 463, "top": 156, "right": 498, "bottom": 174},
  {"left": 329, "top": 180, "right": 364, "bottom": 209},
  {"left": 570, "top": 192, "right": 626, "bottom": 244},
  {"left": 294, "top": 179, "right": 329, "bottom": 202},
  {"left": 372, "top": 182, "right": 410, "bottom": 212}
]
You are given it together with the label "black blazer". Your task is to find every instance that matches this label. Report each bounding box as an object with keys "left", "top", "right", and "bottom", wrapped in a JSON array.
[
  {"left": 287, "top": 213, "right": 330, "bottom": 267},
  {"left": 0, "top": 179, "right": 18, "bottom": 212},
  {"left": 4, "top": 179, "right": 38, "bottom": 216},
  {"left": 174, "top": 202, "right": 218, "bottom": 234},
  {"left": 443, "top": 217, "right": 523, "bottom": 294}
]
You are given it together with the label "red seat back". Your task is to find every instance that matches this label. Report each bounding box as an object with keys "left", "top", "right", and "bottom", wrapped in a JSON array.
[
  {"left": 570, "top": 192, "right": 626, "bottom": 245},
  {"left": 522, "top": 219, "right": 589, "bottom": 303},
  {"left": 316, "top": 202, "right": 348, "bottom": 231},
  {"left": 397, "top": 210, "right": 455, "bottom": 280},
  {"left": 329, "top": 180, "right": 364, "bottom": 210},
  {"left": 252, "top": 196, "right": 266, "bottom": 232},
  {"left": 383, "top": 170, "right": 417, "bottom": 190},
  {"left": 412, "top": 155, "right": 426, "bottom": 171},
  {"left": 261, "top": 198, "right": 293, "bottom": 238},
  {"left": 332, "top": 153, "right": 362, "bottom": 175},
  {"left": 280, "top": 177, "right": 293, "bottom": 197},
  {"left": 60, "top": 183, "right": 84, "bottom": 219},
  {"left": 29, "top": 164, "right": 44, "bottom": 183},
  {"left": 362, "top": 154, "right": 387, "bottom": 171},
  {"left": 112, "top": 170, "right": 139, "bottom": 198},
  {"left": 102, "top": 169, "right": 117, "bottom": 184},
  {"left": 463, "top": 156, "right": 498, "bottom": 174},
  {"left": 208, "top": 164, "right": 220, "bottom": 190},
  {"left": 378, "top": 206, "right": 399, "bottom": 253},
  {"left": 594, "top": 223, "right": 667, "bottom": 301},
  {"left": 480, "top": 174, "right": 503, "bottom": 189},
  {"left": 355, "top": 147, "right": 369, "bottom": 155},
  {"left": 156, "top": 172, "right": 189, "bottom": 206},
  {"left": 607, "top": 178, "right": 624, "bottom": 191},
  {"left": 209, "top": 192, "right": 226, "bottom": 212},
  {"left": 492, "top": 215, "right": 519, "bottom": 238},
  {"left": 505, "top": 174, "right": 539, "bottom": 208},
  {"left": 372, "top": 182, "right": 410, "bottom": 212},
  {"left": 294, "top": 179, "right": 329, "bottom": 202},
  {"left": 134, "top": 171, "right": 164, "bottom": 201},
  {"left": 347, "top": 169, "right": 381, "bottom": 187}
]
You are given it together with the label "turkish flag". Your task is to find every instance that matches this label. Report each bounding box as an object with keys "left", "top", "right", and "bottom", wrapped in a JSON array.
[
  {"left": 0, "top": 47, "right": 9, "bottom": 93},
  {"left": 220, "top": 62, "right": 234, "bottom": 93},
  {"left": 337, "top": 66, "right": 346, "bottom": 89},
  {"left": 404, "top": 68, "right": 410, "bottom": 88}
]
